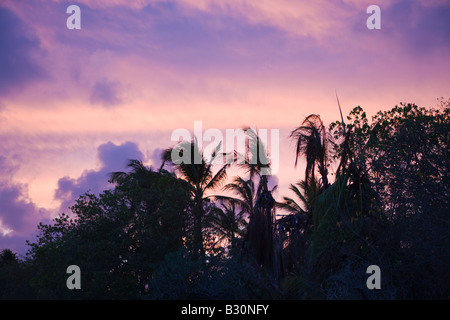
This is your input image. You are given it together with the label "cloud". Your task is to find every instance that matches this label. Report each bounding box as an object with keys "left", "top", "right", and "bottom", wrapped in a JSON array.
[
  {"left": 147, "top": 148, "right": 165, "bottom": 169},
  {"left": 383, "top": 0, "right": 450, "bottom": 55},
  {"left": 90, "top": 79, "right": 124, "bottom": 107},
  {"left": 97, "top": 141, "right": 144, "bottom": 170},
  {"left": 54, "top": 141, "right": 144, "bottom": 212},
  {"left": 0, "top": 6, "right": 45, "bottom": 95},
  {"left": 0, "top": 185, "right": 45, "bottom": 236},
  {"left": 0, "top": 141, "right": 147, "bottom": 256},
  {"left": 0, "top": 155, "right": 49, "bottom": 256}
]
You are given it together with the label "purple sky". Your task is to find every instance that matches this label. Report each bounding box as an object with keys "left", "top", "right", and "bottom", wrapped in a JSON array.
[{"left": 1, "top": 0, "right": 449, "bottom": 255}]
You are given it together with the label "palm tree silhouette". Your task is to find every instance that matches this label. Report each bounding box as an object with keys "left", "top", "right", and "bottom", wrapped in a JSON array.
[
  {"left": 162, "top": 140, "right": 230, "bottom": 259},
  {"left": 290, "top": 114, "right": 330, "bottom": 192},
  {"left": 109, "top": 159, "right": 169, "bottom": 187},
  {"left": 275, "top": 175, "right": 321, "bottom": 233},
  {"left": 208, "top": 197, "right": 247, "bottom": 251},
  {"left": 219, "top": 177, "right": 257, "bottom": 218},
  {"left": 225, "top": 128, "right": 280, "bottom": 277}
]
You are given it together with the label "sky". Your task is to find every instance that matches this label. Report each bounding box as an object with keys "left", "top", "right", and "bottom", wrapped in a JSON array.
[{"left": 0, "top": 0, "right": 449, "bottom": 256}]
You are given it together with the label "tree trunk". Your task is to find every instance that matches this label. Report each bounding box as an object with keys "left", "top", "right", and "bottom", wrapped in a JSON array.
[
  {"left": 192, "top": 196, "right": 204, "bottom": 260},
  {"left": 244, "top": 189, "right": 280, "bottom": 280}
]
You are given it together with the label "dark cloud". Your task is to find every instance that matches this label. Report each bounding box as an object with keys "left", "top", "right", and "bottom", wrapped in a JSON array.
[
  {"left": 89, "top": 79, "right": 123, "bottom": 107},
  {"left": 54, "top": 141, "right": 144, "bottom": 212},
  {"left": 0, "top": 6, "right": 45, "bottom": 95}
]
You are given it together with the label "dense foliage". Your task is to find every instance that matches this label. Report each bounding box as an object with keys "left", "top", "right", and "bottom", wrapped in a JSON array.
[{"left": 1, "top": 101, "right": 449, "bottom": 299}]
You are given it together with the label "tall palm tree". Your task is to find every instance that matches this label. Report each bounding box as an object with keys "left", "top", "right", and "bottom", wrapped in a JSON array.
[
  {"left": 224, "top": 128, "right": 280, "bottom": 277},
  {"left": 274, "top": 178, "right": 318, "bottom": 276},
  {"left": 290, "top": 114, "right": 330, "bottom": 192},
  {"left": 218, "top": 127, "right": 275, "bottom": 214},
  {"left": 162, "top": 140, "right": 230, "bottom": 259}
]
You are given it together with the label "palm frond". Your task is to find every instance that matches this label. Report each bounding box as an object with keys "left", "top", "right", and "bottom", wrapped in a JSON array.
[
  {"left": 203, "top": 163, "right": 229, "bottom": 191},
  {"left": 275, "top": 199, "right": 306, "bottom": 215}
]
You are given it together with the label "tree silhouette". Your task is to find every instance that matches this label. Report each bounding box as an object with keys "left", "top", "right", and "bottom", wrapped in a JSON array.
[
  {"left": 0, "top": 249, "right": 17, "bottom": 267},
  {"left": 6, "top": 100, "right": 447, "bottom": 300}
]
